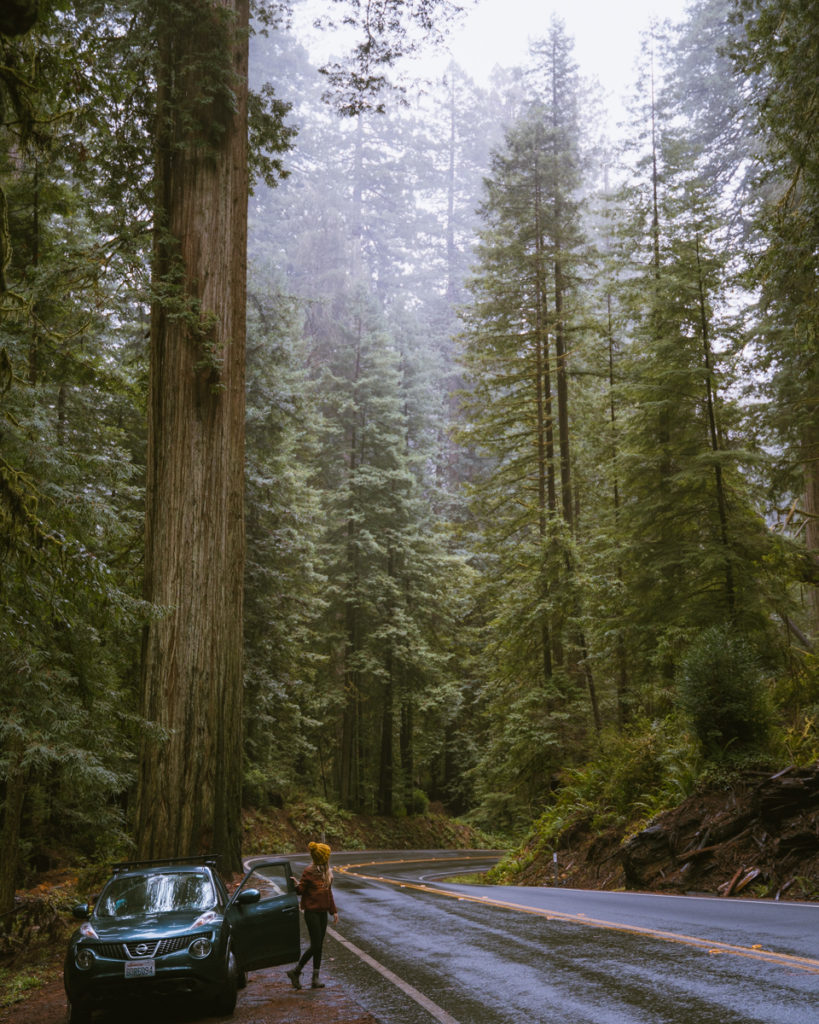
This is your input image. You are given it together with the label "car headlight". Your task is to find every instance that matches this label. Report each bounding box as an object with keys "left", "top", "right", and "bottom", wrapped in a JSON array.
[
  {"left": 75, "top": 947, "right": 96, "bottom": 970},
  {"left": 189, "top": 936, "right": 212, "bottom": 959}
]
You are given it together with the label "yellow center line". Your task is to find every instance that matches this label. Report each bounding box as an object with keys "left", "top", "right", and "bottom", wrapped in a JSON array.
[{"left": 338, "top": 864, "right": 819, "bottom": 976}]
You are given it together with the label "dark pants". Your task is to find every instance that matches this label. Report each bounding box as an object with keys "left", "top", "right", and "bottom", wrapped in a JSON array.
[{"left": 297, "top": 909, "right": 328, "bottom": 971}]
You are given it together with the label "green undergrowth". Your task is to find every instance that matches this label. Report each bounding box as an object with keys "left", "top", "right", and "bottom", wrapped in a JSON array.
[
  {"left": 487, "top": 712, "right": 806, "bottom": 886},
  {"left": 488, "top": 719, "right": 707, "bottom": 884},
  {"left": 0, "top": 882, "right": 79, "bottom": 1008},
  {"left": 0, "top": 963, "right": 58, "bottom": 1009}
]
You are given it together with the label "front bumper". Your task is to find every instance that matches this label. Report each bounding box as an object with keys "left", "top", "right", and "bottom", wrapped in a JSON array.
[{"left": 64, "top": 942, "right": 229, "bottom": 1009}]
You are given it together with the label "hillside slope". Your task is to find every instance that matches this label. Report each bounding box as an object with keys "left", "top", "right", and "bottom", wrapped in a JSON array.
[{"left": 509, "top": 763, "right": 819, "bottom": 900}]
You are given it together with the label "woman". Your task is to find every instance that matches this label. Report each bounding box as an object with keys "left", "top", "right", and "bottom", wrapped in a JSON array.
[{"left": 287, "top": 841, "right": 339, "bottom": 990}]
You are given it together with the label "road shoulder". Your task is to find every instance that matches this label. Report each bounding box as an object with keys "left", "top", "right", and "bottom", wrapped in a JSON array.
[{"left": 0, "top": 966, "right": 380, "bottom": 1024}]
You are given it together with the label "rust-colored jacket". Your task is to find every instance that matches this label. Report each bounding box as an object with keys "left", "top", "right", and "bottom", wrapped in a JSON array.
[{"left": 295, "top": 864, "right": 337, "bottom": 914}]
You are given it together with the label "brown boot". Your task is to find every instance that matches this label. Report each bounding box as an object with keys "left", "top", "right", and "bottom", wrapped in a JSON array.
[
  {"left": 311, "top": 970, "right": 325, "bottom": 988},
  {"left": 286, "top": 967, "right": 302, "bottom": 990}
]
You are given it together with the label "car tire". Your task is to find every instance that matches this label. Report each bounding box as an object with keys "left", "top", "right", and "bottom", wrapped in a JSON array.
[
  {"left": 213, "top": 950, "right": 238, "bottom": 1017},
  {"left": 67, "top": 999, "right": 91, "bottom": 1024}
]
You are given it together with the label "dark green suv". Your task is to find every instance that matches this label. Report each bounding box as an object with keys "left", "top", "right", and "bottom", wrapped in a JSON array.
[{"left": 63, "top": 857, "right": 299, "bottom": 1023}]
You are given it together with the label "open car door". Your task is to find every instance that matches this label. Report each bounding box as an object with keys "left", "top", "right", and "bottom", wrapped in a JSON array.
[{"left": 227, "top": 859, "right": 300, "bottom": 972}]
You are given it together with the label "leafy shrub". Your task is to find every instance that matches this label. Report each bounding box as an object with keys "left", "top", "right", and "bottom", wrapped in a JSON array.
[
  {"left": 781, "top": 708, "right": 819, "bottom": 765},
  {"left": 0, "top": 886, "right": 75, "bottom": 962},
  {"left": 548, "top": 720, "right": 698, "bottom": 832},
  {"left": 462, "top": 790, "right": 528, "bottom": 838},
  {"left": 677, "top": 625, "right": 773, "bottom": 757},
  {"left": 410, "top": 788, "right": 430, "bottom": 816},
  {"left": 486, "top": 716, "right": 705, "bottom": 883},
  {"left": 770, "top": 651, "right": 819, "bottom": 765},
  {"left": 287, "top": 797, "right": 356, "bottom": 842}
]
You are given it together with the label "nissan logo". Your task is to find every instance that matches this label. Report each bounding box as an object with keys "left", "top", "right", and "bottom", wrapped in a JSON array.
[{"left": 135, "top": 944, "right": 149, "bottom": 956}]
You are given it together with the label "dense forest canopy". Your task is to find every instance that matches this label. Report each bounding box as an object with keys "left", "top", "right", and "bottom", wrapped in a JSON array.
[{"left": 1, "top": 0, "right": 818, "bottom": 904}]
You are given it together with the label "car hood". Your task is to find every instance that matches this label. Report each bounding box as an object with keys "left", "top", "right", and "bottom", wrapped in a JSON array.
[{"left": 86, "top": 910, "right": 224, "bottom": 941}]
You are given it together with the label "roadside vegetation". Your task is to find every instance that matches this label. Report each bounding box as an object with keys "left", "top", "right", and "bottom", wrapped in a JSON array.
[{"left": 488, "top": 659, "right": 819, "bottom": 894}]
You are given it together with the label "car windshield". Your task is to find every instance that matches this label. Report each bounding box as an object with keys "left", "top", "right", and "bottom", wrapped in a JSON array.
[{"left": 96, "top": 871, "right": 215, "bottom": 919}]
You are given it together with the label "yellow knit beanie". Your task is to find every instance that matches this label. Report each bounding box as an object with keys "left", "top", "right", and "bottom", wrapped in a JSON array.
[{"left": 309, "top": 841, "right": 331, "bottom": 865}]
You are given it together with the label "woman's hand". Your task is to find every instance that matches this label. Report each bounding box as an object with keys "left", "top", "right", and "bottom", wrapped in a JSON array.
[{"left": 332, "top": 913, "right": 339, "bottom": 924}]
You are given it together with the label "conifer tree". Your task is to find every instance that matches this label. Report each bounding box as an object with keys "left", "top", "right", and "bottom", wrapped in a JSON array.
[
  {"left": 0, "top": 3, "right": 147, "bottom": 910},
  {"left": 242, "top": 269, "right": 327, "bottom": 804},
  {"left": 310, "top": 287, "right": 463, "bottom": 813},
  {"left": 610, "top": 7, "right": 788, "bottom": 701},
  {"left": 458, "top": 23, "right": 596, "bottom": 816},
  {"left": 136, "top": 0, "right": 252, "bottom": 871},
  {"left": 730, "top": 0, "right": 819, "bottom": 637}
]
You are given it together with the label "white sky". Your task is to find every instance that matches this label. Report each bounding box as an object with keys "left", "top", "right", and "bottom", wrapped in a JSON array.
[
  {"left": 295, "top": 0, "right": 693, "bottom": 114},
  {"left": 431, "top": 0, "right": 691, "bottom": 96}
]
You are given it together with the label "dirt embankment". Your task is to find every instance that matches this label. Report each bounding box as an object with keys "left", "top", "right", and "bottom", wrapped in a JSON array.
[
  {"left": 514, "top": 763, "right": 819, "bottom": 900},
  {"left": 241, "top": 803, "right": 489, "bottom": 856}
]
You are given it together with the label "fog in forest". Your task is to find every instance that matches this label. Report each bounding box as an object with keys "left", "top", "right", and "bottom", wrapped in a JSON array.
[{"left": 240, "top": 0, "right": 819, "bottom": 825}]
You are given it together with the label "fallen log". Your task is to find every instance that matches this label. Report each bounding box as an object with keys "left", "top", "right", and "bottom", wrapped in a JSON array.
[
  {"left": 733, "top": 867, "right": 762, "bottom": 895},
  {"left": 718, "top": 865, "right": 746, "bottom": 897},
  {"left": 680, "top": 827, "right": 753, "bottom": 861}
]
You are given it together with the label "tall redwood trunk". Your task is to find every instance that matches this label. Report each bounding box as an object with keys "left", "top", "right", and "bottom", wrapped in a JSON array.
[{"left": 136, "top": 0, "right": 249, "bottom": 874}]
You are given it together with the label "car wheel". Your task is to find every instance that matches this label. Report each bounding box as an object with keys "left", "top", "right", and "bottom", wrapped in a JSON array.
[
  {"left": 213, "top": 950, "right": 238, "bottom": 1017},
  {"left": 237, "top": 968, "right": 248, "bottom": 990},
  {"left": 67, "top": 999, "right": 91, "bottom": 1024}
]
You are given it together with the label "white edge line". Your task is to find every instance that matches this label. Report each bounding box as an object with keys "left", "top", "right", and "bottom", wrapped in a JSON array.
[{"left": 327, "top": 926, "right": 462, "bottom": 1024}]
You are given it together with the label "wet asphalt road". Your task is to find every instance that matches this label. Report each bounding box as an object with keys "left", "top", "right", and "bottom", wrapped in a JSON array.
[{"left": 311, "top": 851, "right": 819, "bottom": 1024}]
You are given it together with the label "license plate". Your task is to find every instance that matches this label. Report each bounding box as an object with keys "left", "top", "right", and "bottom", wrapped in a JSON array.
[{"left": 125, "top": 960, "right": 155, "bottom": 978}]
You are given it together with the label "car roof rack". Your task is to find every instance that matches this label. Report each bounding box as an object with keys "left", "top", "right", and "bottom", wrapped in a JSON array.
[{"left": 112, "top": 855, "right": 221, "bottom": 875}]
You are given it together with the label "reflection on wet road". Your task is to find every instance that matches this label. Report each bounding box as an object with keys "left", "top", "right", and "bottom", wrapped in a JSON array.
[{"left": 315, "top": 851, "right": 819, "bottom": 1024}]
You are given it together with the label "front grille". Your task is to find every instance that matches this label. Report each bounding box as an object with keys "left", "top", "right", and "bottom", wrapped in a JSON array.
[
  {"left": 156, "top": 935, "right": 194, "bottom": 956},
  {"left": 96, "top": 942, "right": 127, "bottom": 959},
  {"left": 124, "top": 940, "right": 160, "bottom": 958},
  {"left": 94, "top": 934, "right": 200, "bottom": 960}
]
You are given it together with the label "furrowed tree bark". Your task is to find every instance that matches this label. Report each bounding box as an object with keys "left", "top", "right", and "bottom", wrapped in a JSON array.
[{"left": 136, "top": 0, "right": 249, "bottom": 874}]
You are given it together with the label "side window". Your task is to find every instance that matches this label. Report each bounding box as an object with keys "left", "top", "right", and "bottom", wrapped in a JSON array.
[{"left": 242, "top": 863, "right": 290, "bottom": 901}]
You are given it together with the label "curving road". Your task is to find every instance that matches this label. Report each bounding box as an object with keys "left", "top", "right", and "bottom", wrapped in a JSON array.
[{"left": 311, "top": 850, "right": 819, "bottom": 1024}]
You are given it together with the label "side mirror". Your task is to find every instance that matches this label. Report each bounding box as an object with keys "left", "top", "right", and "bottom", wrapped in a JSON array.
[
  {"left": 72, "top": 904, "right": 91, "bottom": 919},
  {"left": 236, "top": 888, "right": 260, "bottom": 906}
]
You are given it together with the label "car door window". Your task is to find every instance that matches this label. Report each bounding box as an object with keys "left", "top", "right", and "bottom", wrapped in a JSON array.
[
  {"left": 229, "top": 860, "right": 299, "bottom": 972},
  {"left": 239, "top": 863, "right": 290, "bottom": 900}
]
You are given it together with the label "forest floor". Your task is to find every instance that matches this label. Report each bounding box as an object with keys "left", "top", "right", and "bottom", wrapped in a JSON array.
[{"left": 0, "top": 962, "right": 379, "bottom": 1024}]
